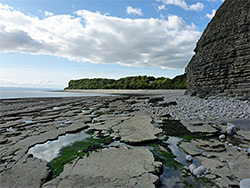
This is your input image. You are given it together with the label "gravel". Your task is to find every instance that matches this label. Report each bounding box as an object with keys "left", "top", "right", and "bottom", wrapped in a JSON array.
[{"left": 133, "top": 95, "right": 250, "bottom": 120}]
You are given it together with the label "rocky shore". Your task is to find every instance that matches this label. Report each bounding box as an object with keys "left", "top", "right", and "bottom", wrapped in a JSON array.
[{"left": 0, "top": 93, "right": 249, "bottom": 187}]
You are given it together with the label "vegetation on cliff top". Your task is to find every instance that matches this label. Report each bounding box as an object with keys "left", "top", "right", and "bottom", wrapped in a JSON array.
[{"left": 65, "top": 74, "right": 186, "bottom": 90}]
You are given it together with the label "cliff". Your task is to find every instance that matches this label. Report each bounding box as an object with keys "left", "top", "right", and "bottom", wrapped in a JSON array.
[{"left": 185, "top": 0, "right": 250, "bottom": 99}]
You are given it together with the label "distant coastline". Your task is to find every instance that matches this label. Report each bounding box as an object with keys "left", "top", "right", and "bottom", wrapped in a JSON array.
[
  {"left": 64, "top": 89, "right": 186, "bottom": 96},
  {"left": 65, "top": 74, "right": 187, "bottom": 90}
]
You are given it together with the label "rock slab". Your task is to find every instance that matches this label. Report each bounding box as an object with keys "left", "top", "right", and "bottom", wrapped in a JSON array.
[
  {"left": 114, "top": 111, "right": 162, "bottom": 144},
  {"left": 43, "top": 146, "right": 162, "bottom": 188}
]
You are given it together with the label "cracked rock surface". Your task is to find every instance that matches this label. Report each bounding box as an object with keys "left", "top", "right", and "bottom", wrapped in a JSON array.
[
  {"left": 113, "top": 111, "right": 162, "bottom": 144},
  {"left": 42, "top": 146, "right": 162, "bottom": 188}
]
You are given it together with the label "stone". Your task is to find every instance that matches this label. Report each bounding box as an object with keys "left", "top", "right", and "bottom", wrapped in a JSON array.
[
  {"left": 237, "top": 146, "right": 242, "bottom": 152},
  {"left": 91, "top": 117, "right": 99, "bottom": 123},
  {"left": 180, "top": 120, "right": 218, "bottom": 134},
  {"left": 185, "top": 0, "right": 250, "bottom": 99},
  {"left": 227, "top": 123, "right": 236, "bottom": 136},
  {"left": 186, "top": 155, "right": 193, "bottom": 162},
  {"left": 195, "top": 140, "right": 250, "bottom": 187},
  {"left": 240, "top": 178, "right": 250, "bottom": 188},
  {"left": 247, "top": 147, "right": 250, "bottom": 155},
  {"left": 189, "top": 164, "right": 196, "bottom": 173},
  {"left": 179, "top": 140, "right": 203, "bottom": 156},
  {"left": 44, "top": 147, "right": 162, "bottom": 187},
  {"left": 0, "top": 156, "right": 49, "bottom": 188},
  {"left": 148, "top": 97, "right": 164, "bottom": 104},
  {"left": 0, "top": 138, "right": 8, "bottom": 144},
  {"left": 197, "top": 141, "right": 226, "bottom": 153},
  {"left": 4, "top": 131, "right": 22, "bottom": 137},
  {"left": 159, "top": 101, "right": 177, "bottom": 107},
  {"left": 113, "top": 111, "right": 162, "bottom": 144},
  {"left": 219, "top": 134, "right": 226, "bottom": 140},
  {"left": 193, "top": 166, "right": 206, "bottom": 177}
]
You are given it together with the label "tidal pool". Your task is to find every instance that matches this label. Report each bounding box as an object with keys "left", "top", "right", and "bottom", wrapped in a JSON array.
[
  {"left": 28, "top": 130, "right": 90, "bottom": 162},
  {"left": 165, "top": 136, "right": 200, "bottom": 167},
  {"left": 160, "top": 136, "right": 201, "bottom": 188}
]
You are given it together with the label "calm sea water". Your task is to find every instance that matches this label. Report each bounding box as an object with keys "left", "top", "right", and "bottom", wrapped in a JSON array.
[{"left": 0, "top": 87, "right": 109, "bottom": 99}]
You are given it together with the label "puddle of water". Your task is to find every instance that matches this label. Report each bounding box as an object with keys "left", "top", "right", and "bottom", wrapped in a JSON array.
[
  {"left": 159, "top": 136, "right": 202, "bottom": 188},
  {"left": 56, "top": 120, "right": 71, "bottom": 125},
  {"left": 160, "top": 166, "right": 182, "bottom": 188},
  {"left": 107, "top": 140, "right": 127, "bottom": 147},
  {"left": 28, "top": 130, "right": 90, "bottom": 162},
  {"left": 165, "top": 136, "right": 200, "bottom": 167},
  {"left": 25, "top": 120, "right": 34, "bottom": 124}
]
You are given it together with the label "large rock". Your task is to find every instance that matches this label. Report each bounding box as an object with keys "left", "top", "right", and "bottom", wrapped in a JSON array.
[
  {"left": 180, "top": 120, "right": 218, "bottom": 134},
  {"left": 43, "top": 146, "right": 162, "bottom": 188},
  {"left": 193, "top": 166, "right": 206, "bottom": 177},
  {"left": 185, "top": 0, "right": 250, "bottom": 99},
  {"left": 113, "top": 111, "right": 162, "bottom": 144},
  {"left": 0, "top": 156, "right": 49, "bottom": 188},
  {"left": 226, "top": 123, "right": 236, "bottom": 135},
  {"left": 240, "top": 178, "right": 250, "bottom": 188}
]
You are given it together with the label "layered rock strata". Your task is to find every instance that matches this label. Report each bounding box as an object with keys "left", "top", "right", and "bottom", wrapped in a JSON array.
[{"left": 185, "top": 0, "right": 250, "bottom": 99}]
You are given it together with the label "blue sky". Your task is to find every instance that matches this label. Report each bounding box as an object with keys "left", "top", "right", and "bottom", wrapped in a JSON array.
[{"left": 0, "top": 0, "right": 224, "bottom": 89}]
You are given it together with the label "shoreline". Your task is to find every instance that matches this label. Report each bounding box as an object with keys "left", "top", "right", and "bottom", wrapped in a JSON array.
[
  {"left": 63, "top": 89, "right": 186, "bottom": 96},
  {"left": 0, "top": 89, "right": 186, "bottom": 100}
]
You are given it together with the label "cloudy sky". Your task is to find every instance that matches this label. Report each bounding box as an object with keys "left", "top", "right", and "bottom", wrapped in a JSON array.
[{"left": 0, "top": 0, "right": 224, "bottom": 89}]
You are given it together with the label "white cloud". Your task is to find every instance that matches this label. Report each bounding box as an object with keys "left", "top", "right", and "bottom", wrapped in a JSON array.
[
  {"left": 126, "top": 6, "right": 143, "bottom": 16},
  {"left": 205, "top": 9, "right": 216, "bottom": 19},
  {"left": 158, "top": 4, "right": 166, "bottom": 10},
  {"left": 0, "top": 78, "right": 54, "bottom": 88},
  {"left": 158, "top": 0, "right": 204, "bottom": 11},
  {"left": 44, "top": 11, "right": 54, "bottom": 17},
  {"left": 0, "top": 3, "right": 201, "bottom": 70}
]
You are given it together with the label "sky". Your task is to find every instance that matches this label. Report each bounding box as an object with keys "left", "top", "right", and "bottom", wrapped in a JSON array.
[{"left": 0, "top": 0, "right": 224, "bottom": 89}]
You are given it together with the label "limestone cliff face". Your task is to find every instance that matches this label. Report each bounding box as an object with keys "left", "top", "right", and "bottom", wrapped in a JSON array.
[{"left": 185, "top": 0, "right": 250, "bottom": 99}]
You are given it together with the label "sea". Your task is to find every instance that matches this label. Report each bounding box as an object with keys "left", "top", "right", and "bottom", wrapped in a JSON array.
[{"left": 0, "top": 87, "right": 109, "bottom": 99}]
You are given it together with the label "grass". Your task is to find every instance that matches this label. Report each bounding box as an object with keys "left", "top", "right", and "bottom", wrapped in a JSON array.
[{"left": 48, "top": 137, "right": 113, "bottom": 177}]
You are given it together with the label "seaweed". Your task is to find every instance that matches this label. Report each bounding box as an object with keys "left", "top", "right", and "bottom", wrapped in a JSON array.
[{"left": 48, "top": 137, "right": 113, "bottom": 177}]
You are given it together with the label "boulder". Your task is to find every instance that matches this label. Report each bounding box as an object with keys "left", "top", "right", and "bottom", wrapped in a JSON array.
[
  {"left": 227, "top": 123, "right": 236, "bottom": 135},
  {"left": 193, "top": 166, "right": 206, "bottom": 177},
  {"left": 186, "top": 155, "right": 193, "bottom": 162},
  {"left": 189, "top": 164, "right": 196, "bottom": 173},
  {"left": 240, "top": 178, "right": 250, "bottom": 188},
  {"left": 219, "top": 134, "right": 226, "bottom": 140}
]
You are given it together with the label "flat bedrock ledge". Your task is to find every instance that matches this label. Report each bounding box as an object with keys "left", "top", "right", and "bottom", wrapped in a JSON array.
[{"left": 42, "top": 146, "right": 162, "bottom": 188}]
